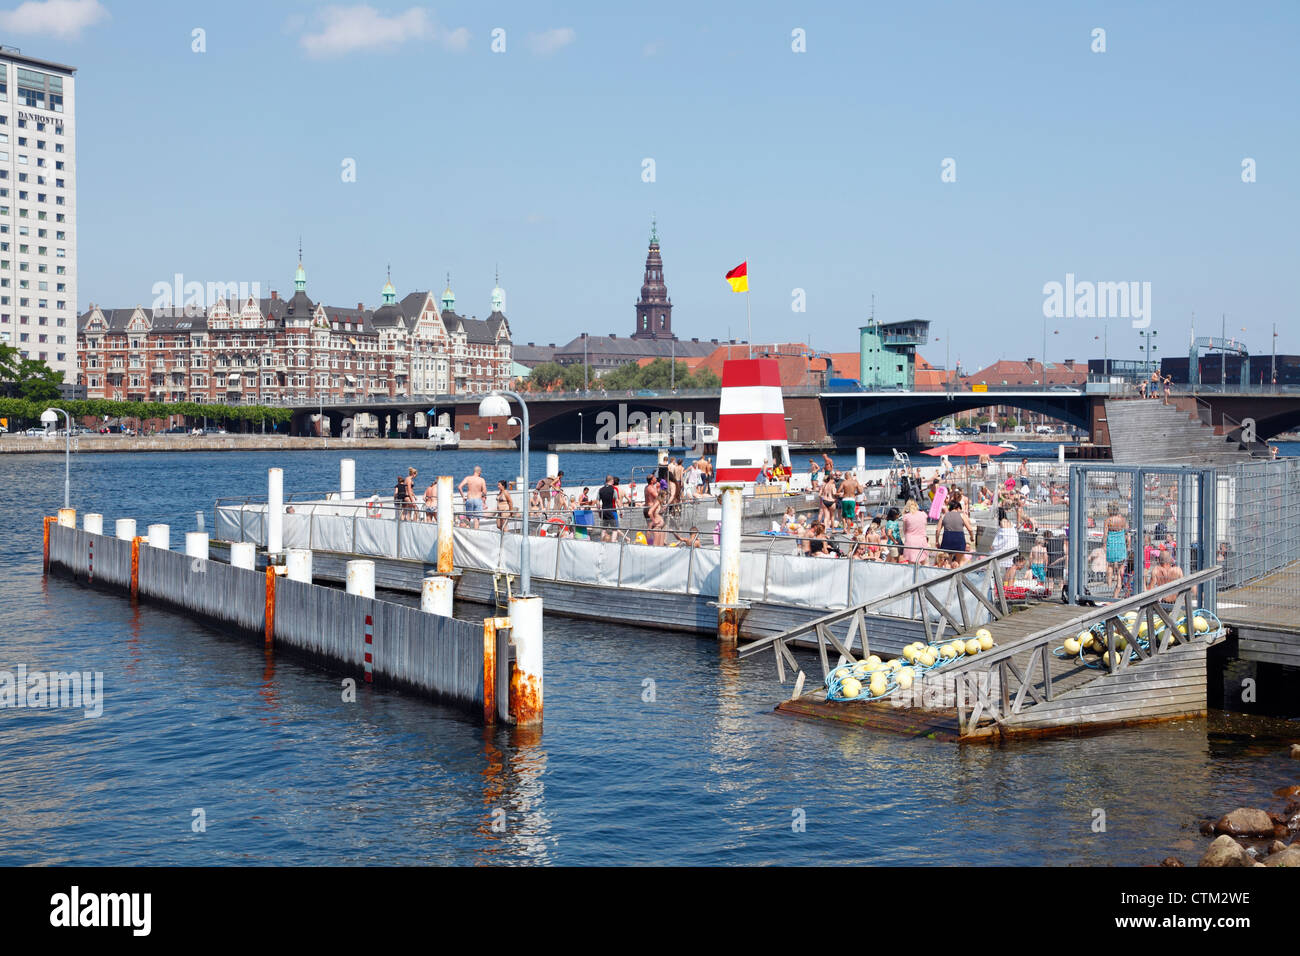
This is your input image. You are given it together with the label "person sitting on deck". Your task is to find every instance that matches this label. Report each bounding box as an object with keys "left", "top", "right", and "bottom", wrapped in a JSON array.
[{"left": 1146, "top": 548, "right": 1184, "bottom": 602}]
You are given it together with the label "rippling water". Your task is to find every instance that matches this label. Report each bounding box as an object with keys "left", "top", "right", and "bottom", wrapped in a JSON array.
[{"left": 1, "top": 446, "right": 1296, "bottom": 865}]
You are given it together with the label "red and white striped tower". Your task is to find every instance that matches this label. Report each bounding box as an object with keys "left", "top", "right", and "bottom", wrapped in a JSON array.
[
  {"left": 713, "top": 358, "right": 787, "bottom": 643},
  {"left": 714, "top": 358, "right": 790, "bottom": 484}
]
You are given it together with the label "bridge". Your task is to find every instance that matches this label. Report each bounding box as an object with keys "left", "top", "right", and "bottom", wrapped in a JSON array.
[{"left": 278, "top": 383, "right": 1300, "bottom": 451}]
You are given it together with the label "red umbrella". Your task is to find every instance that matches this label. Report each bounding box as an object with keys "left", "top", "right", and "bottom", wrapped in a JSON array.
[{"left": 921, "top": 440, "right": 1009, "bottom": 459}]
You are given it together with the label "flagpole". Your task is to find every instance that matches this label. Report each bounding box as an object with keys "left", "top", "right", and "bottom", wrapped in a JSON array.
[{"left": 746, "top": 285, "right": 752, "bottom": 359}]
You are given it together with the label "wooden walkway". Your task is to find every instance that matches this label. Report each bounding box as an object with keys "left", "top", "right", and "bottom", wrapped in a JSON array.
[
  {"left": 1218, "top": 560, "right": 1300, "bottom": 666},
  {"left": 773, "top": 583, "right": 1221, "bottom": 742}
]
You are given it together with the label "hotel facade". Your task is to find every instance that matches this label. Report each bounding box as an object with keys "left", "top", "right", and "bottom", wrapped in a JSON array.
[
  {"left": 0, "top": 47, "right": 77, "bottom": 379},
  {"left": 75, "top": 263, "right": 513, "bottom": 404}
]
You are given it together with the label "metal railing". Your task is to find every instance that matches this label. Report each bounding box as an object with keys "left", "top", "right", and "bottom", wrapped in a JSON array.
[
  {"left": 948, "top": 566, "right": 1221, "bottom": 734},
  {"left": 737, "top": 548, "right": 1016, "bottom": 684}
]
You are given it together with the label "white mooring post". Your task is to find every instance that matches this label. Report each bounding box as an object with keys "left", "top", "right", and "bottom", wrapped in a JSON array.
[
  {"left": 421, "top": 575, "right": 454, "bottom": 617},
  {"left": 508, "top": 594, "right": 543, "bottom": 726},
  {"left": 340, "top": 458, "right": 356, "bottom": 500},
  {"left": 717, "top": 484, "right": 743, "bottom": 643},
  {"left": 147, "top": 523, "right": 170, "bottom": 550},
  {"left": 546, "top": 453, "right": 559, "bottom": 479},
  {"left": 436, "top": 475, "right": 453, "bottom": 573},
  {"left": 185, "top": 532, "right": 209, "bottom": 561},
  {"left": 856, "top": 446, "right": 866, "bottom": 474},
  {"left": 267, "top": 467, "right": 284, "bottom": 555},
  {"left": 346, "top": 560, "right": 375, "bottom": 598},
  {"left": 286, "top": 549, "right": 313, "bottom": 583},
  {"left": 57, "top": 507, "right": 76, "bottom": 528},
  {"left": 1058, "top": 443, "right": 1065, "bottom": 465},
  {"left": 84, "top": 513, "right": 103, "bottom": 535},
  {"left": 115, "top": 518, "right": 137, "bottom": 541},
  {"left": 229, "top": 541, "right": 256, "bottom": 570}
]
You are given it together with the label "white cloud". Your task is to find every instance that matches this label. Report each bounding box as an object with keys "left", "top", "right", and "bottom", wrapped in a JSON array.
[
  {"left": 300, "top": 5, "right": 432, "bottom": 58},
  {"left": 527, "top": 27, "right": 574, "bottom": 56},
  {"left": 441, "top": 25, "right": 469, "bottom": 51},
  {"left": 0, "top": 0, "right": 108, "bottom": 39}
]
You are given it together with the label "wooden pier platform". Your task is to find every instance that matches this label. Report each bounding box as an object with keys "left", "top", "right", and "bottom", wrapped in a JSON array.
[
  {"left": 1218, "top": 561, "right": 1300, "bottom": 667},
  {"left": 767, "top": 571, "right": 1225, "bottom": 742}
]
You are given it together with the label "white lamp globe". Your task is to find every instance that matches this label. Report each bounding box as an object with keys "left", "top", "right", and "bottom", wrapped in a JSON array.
[
  {"left": 41, "top": 408, "right": 58, "bottom": 425},
  {"left": 478, "top": 394, "right": 510, "bottom": 418}
]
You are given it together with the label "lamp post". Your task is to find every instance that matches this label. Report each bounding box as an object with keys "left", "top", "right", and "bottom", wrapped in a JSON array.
[
  {"left": 578, "top": 411, "right": 583, "bottom": 445},
  {"left": 479, "top": 389, "right": 531, "bottom": 595},
  {"left": 41, "top": 407, "right": 71, "bottom": 509},
  {"left": 1139, "top": 329, "right": 1158, "bottom": 374}
]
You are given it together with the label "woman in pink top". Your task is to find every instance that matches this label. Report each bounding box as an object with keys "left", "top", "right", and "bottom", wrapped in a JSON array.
[{"left": 901, "top": 499, "right": 929, "bottom": 564}]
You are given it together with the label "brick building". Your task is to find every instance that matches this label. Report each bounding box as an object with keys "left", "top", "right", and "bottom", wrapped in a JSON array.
[{"left": 76, "top": 261, "right": 512, "bottom": 404}]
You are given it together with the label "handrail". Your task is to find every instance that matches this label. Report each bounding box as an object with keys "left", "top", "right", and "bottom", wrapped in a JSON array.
[
  {"left": 945, "top": 565, "right": 1220, "bottom": 673},
  {"left": 737, "top": 546, "right": 1018, "bottom": 659}
]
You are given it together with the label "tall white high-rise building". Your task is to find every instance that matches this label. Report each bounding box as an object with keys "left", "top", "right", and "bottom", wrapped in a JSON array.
[{"left": 0, "top": 46, "right": 75, "bottom": 379}]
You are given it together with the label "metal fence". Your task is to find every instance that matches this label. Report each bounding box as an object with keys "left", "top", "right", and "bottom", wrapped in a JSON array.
[{"left": 1213, "top": 458, "right": 1300, "bottom": 601}]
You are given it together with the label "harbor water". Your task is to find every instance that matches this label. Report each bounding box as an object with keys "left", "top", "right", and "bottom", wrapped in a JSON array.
[{"left": 2, "top": 447, "right": 1298, "bottom": 865}]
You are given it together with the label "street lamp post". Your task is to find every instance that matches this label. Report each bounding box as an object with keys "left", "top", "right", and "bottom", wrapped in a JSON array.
[
  {"left": 41, "top": 407, "right": 71, "bottom": 509},
  {"left": 479, "top": 389, "right": 531, "bottom": 595},
  {"left": 1139, "top": 329, "right": 1159, "bottom": 374},
  {"left": 578, "top": 412, "right": 583, "bottom": 445}
]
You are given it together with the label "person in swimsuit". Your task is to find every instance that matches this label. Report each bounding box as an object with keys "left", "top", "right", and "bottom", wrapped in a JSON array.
[
  {"left": 495, "top": 480, "right": 513, "bottom": 532},
  {"left": 936, "top": 499, "right": 974, "bottom": 564},
  {"left": 423, "top": 479, "right": 437, "bottom": 523},
  {"left": 392, "top": 474, "right": 408, "bottom": 520},
  {"left": 1030, "top": 535, "right": 1048, "bottom": 585},
  {"left": 1104, "top": 502, "right": 1129, "bottom": 597},
  {"left": 901, "top": 499, "right": 928, "bottom": 565},
  {"left": 884, "top": 507, "right": 903, "bottom": 560}
]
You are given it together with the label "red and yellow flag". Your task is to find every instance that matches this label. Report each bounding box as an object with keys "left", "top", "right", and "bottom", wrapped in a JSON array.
[{"left": 724, "top": 261, "right": 748, "bottom": 293}]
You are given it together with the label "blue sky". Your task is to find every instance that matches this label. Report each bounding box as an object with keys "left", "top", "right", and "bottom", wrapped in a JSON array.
[{"left": 8, "top": 0, "right": 1298, "bottom": 369}]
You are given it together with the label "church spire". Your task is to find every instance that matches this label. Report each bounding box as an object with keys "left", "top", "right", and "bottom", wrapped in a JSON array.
[
  {"left": 633, "top": 222, "right": 673, "bottom": 340},
  {"left": 294, "top": 239, "right": 306, "bottom": 292},
  {"left": 441, "top": 272, "right": 456, "bottom": 312},
  {"left": 381, "top": 263, "right": 396, "bottom": 304}
]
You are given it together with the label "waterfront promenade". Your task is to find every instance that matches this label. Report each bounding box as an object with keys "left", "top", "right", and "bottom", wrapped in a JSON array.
[{"left": 0, "top": 434, "right": 515, "bottom": 454}]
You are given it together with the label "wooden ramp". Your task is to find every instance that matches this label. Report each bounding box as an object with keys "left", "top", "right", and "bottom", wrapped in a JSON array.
[{"left": 767, "top": 569, "right": 1224, "bottom": 742}]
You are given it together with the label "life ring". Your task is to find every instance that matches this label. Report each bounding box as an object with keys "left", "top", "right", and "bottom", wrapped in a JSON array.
[{"left": 366, "top": 498, "right": 382, "bottom": 518}]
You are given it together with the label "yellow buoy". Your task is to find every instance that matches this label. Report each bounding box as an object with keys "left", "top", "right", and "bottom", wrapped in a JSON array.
[
  {"left": 1076, "top": 630, "right": 1091, "bottom": 643},
  {"left": 975, "top": 627, "right": 992, "bottom": 642},
  {"left": 902, "top": 646, "right": 918, "bottom": 662},
  {"left": 978, "top": 633, "right": 994, "bottom": 651},
  {"left": 1064, "top": 637, "right": 1080, "bottom": 655},
  {"left": 940, "top": 645, "right": 958, "bottom": 660},
  {"left": 840, "top": 677, "right": 862, "bottom": 699},
  {"left": 835, "top": 666, "right": 852, "bottom": 679},
  {"left": 896, "top": 669, "right": 914, "bottom": 690},
  {"left": 1115, "top": 636, "right": 1128, "bottom": 651},
  {"left": 1194, "top": 616, "right": 1210, "bottom": 633},
  {"left": 865, "top": 655, "right": 882, "bottom": 669},
  {"left": 869, "top": 671, "right": 888, "bottom": 697},
  {"left": 964, "top": 639, "right": 980, "bottom": 656},
  {"left": 920, "top": 650, "right": 937, "bottom": 667}
]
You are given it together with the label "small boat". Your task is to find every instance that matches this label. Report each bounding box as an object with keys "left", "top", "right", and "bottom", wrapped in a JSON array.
[
  {"left": 997, "top": 441, "right": 1017, "bottom": 451},
  {"left": 427, "top": 425, "right": 461, "bottom": 448}
]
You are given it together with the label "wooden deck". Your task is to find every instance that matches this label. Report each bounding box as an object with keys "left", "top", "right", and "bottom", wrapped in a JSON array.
[
  {"left": 774, "top": 598, "right": 1217, "bottom": 742},
  {"left": 1216, "top": 560, "right": 1300, "bottom": 666}
]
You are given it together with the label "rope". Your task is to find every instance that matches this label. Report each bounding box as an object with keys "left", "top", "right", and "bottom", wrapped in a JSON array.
[{"left": 824, "top": 638, "right": 994, "bottom": 702}]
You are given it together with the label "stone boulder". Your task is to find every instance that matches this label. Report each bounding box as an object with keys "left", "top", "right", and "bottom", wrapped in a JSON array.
[
  {"left": 1264, "top": 845, "right": 1300, "bottom": 867},
  {"left": 1214, "top": 808, "right": 1275, "bottom": 836},
  {"left": 1199, "top": 835, "right": 1254, "bottom": 867}
]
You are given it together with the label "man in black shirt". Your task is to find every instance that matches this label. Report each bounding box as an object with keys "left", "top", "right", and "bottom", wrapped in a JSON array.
[{"left": 597, "top": 474, "right": 619, "bottom": 529}]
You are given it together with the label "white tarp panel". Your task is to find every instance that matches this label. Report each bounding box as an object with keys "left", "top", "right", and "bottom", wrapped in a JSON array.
[
  {"left": 690, "top": 547, "right": 721, "bottom": 596},
  {"left": 554, "top": 536, "right": 621, "bottom": 586},
  {"left": 454, "top": 527, "right": 502, "bottom": 571},
  {"left": 619, "top": 544, "right": 690, "bottom": 593},
  {"left": 764, "top": 552, "right": 851, "bottom": 608},
  {"left": 355, "top": 518, "right": 397, "bottom": 559},
  {"left": 311, "top": 512, "right": 355, "bottom": 553},
  {"left": 283, "top": 514, "right": 312, "bottom": 550},
  {"left": 398, "top": 520, "right": 440, "bottom": 562}
]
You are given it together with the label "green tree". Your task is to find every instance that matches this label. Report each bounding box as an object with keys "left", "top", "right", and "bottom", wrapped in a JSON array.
[
  {"left": 17, "top": 358, "right": 64, "bottom": 402},
  {"left": 527, "top": 362, "right": 564, "bottom": 390}
]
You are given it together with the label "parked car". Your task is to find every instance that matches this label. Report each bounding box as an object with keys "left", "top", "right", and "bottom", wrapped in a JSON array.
[
  {"left": 1036, "top": 425, "right": 1056, "bottom": 434},
  {"left": 957, "top": 426, "right": 978, "bottom": 435},
  {"left": 23, "top": 426, "right": 48, "bottom": 436},
  {"left": 979, "top": 422, "right": 998, "bottom": 433}
]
